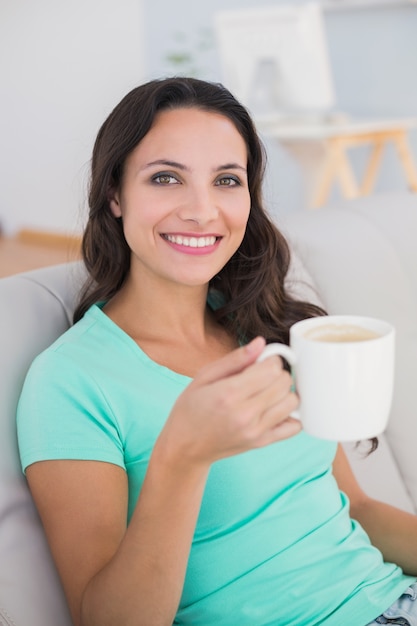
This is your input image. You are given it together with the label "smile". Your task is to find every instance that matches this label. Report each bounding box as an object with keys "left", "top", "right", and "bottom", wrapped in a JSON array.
[{"left": 163, "top": 234, "right": 218, "bottom": 248}]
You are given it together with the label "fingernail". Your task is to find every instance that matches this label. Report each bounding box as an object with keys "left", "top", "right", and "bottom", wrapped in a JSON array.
[{"left": 245, "top": 336, "right": 266, "bottom": 355}]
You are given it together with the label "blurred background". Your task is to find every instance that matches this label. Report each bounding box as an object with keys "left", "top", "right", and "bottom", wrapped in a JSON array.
[{"left": 1, "top": 0, "right": 417, "bottom": 239}]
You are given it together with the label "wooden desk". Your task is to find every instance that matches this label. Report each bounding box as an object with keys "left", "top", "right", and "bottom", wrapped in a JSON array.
[
  {"left": 257, "top": 117, "right": 417, "bottom": 208},
  {"left": 0, "top": 229, "right": 81, "bottom": 278}
]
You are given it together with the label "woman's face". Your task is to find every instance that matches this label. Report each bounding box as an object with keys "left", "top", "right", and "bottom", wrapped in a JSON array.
[{"left": 109, "top": 106, "right": 251, "bottom": 291}]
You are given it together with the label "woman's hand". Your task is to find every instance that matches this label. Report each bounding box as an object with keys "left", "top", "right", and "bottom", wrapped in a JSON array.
[{"left": 155, "top": 337, "right": 301, "bottom": 468}]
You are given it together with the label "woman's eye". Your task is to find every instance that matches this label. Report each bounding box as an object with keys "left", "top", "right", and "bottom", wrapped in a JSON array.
[
  {"left": 216, "top": 176, "right": 240, "bottom": 187},
  {"left": 152, "top": 174, "right": 178, "bottom": 185}
]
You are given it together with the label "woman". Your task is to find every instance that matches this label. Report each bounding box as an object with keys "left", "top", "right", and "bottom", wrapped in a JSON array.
[{"left": 17, "top": 77, "right": 417, "bottom": 626}]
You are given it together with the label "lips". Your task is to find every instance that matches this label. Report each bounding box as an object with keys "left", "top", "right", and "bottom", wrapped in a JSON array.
[{"left": 163, "top": 234, "right": 219, "bottom": 248}]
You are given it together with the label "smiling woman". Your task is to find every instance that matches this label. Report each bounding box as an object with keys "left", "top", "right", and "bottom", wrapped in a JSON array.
[{"left": 16, "top": 77, "right": 417, "bottom": 626}]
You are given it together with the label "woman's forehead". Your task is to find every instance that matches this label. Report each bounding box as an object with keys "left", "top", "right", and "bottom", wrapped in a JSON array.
[{"left": 126, "top": 107, "right": 248, "bottom": 170}]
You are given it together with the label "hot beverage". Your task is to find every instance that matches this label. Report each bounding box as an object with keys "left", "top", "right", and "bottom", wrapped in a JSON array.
[{"left": 304, "top": 323, "right": 381, "bottom": 343}]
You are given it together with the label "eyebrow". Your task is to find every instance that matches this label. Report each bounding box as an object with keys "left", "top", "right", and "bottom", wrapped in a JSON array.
[
  {"left": 141, "top": 159, "right": 247, "bottom": 173},
  {"left": 216, "top": 162, "right": 247, "bottom": 173}
]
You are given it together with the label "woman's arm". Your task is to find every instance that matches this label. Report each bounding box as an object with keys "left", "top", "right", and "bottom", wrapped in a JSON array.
[
  {"left": 27, "top": 338, "right": 300, "bottom": 626},
  {"left": 333, "top": 444, "right": 417, "bottom": 576},
  {"left": 27, "top": 454, "right": 209, "bottom": 626}
]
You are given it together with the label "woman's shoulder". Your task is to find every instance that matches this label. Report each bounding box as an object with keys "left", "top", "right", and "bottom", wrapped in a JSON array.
[{"left": 34, "top": 303, "right": 129, "bottom": 367}]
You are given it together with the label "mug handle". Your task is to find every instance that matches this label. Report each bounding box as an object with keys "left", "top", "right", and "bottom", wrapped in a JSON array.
[{"left": 256, "top": 342, "right": 300, "bottom": 420}]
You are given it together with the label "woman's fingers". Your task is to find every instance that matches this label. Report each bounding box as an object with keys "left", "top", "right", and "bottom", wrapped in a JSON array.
[
  {"left": 225, "top": 367, "right": 299, "bottom": 440},
  {"left": 254, "top": 417, "right": 302, "bottom": 449},
  {"left": 257, "top": 388, "right": 300, "bottom": 432},
  {"left": 194, "top": 336, "right": 266, "bottom": 386}
]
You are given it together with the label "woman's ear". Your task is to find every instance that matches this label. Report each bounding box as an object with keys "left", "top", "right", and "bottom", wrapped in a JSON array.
[{"left": 108, "top": 187, "right": 122, "bottom": 218}]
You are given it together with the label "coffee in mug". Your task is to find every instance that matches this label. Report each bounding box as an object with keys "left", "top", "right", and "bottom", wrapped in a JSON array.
[
  {"left": 257, "top": 315, "right": 395, "bottom": 442},
  {"left": 304, "top": 323, "right": 381, "bottom": 343}
]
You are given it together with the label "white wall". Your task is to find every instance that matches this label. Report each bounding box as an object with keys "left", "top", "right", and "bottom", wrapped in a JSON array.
[
  {"left": 143, "top": 0, "right": 417, "bottom": 216},
  {"left": 0, "top": 0, "right": 144, "bottom": 235}
]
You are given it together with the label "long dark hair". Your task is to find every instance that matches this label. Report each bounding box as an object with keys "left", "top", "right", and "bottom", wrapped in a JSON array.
[{"left": 74, "top": 76, "right": 324, "bottom": 345}]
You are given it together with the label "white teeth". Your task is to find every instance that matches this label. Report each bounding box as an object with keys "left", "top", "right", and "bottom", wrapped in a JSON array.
[{"left": 165, "top": 235, "right": 217, "bottom": 248}]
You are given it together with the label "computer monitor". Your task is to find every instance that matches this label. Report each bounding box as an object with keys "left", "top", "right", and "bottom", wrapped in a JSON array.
[{"left": 213, "top": 3, "right": 336, "bottom": 120}]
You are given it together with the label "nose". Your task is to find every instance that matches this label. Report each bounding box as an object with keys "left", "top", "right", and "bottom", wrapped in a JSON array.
[{"left": 177, "top": 184, "right": 219, "bottom": 225}]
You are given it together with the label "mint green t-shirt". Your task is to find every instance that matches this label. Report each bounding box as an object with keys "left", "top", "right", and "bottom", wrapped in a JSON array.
[{"left": 17, "top": 304, "right": 414, "bottom": 625}]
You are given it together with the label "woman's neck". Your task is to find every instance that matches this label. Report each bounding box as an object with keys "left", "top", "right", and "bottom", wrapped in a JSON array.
[
  {"left": 103, "top": 275, "right": 236, "bottom": 377},
  {"left": 104, "top": 270, "right": 213, "bottom": 340}
]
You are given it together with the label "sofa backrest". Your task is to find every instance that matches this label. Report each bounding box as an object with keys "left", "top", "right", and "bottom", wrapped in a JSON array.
[{"left": 0, "top": 263, "right": 84, "bottom": 626}]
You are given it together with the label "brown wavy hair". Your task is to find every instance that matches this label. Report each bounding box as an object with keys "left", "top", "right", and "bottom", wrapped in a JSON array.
[{"left": 74, "top": 76, "right": 325, "bottom": 346}]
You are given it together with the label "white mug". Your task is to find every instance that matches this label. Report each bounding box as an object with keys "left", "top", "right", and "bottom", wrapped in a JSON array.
[{"left": 257, "top": 315, "right": 395, "bottom": 441}]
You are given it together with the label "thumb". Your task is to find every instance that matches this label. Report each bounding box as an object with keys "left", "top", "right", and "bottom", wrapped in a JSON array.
[{"left": 195, "top": 336, "right": 266, "bottom": 386}]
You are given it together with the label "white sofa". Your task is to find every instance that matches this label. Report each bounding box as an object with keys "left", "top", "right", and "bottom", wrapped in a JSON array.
[
  {"left": 1, "top": 192, "right": 416, "bottom": 625},
  {"left": 279, "top": 192, "right": 417, "bottom": 515}
]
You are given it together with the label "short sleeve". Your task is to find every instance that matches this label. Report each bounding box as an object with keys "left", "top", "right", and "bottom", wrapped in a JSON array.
[{"left": 17, "top": 348, "right": 125, "bottom": 473}]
